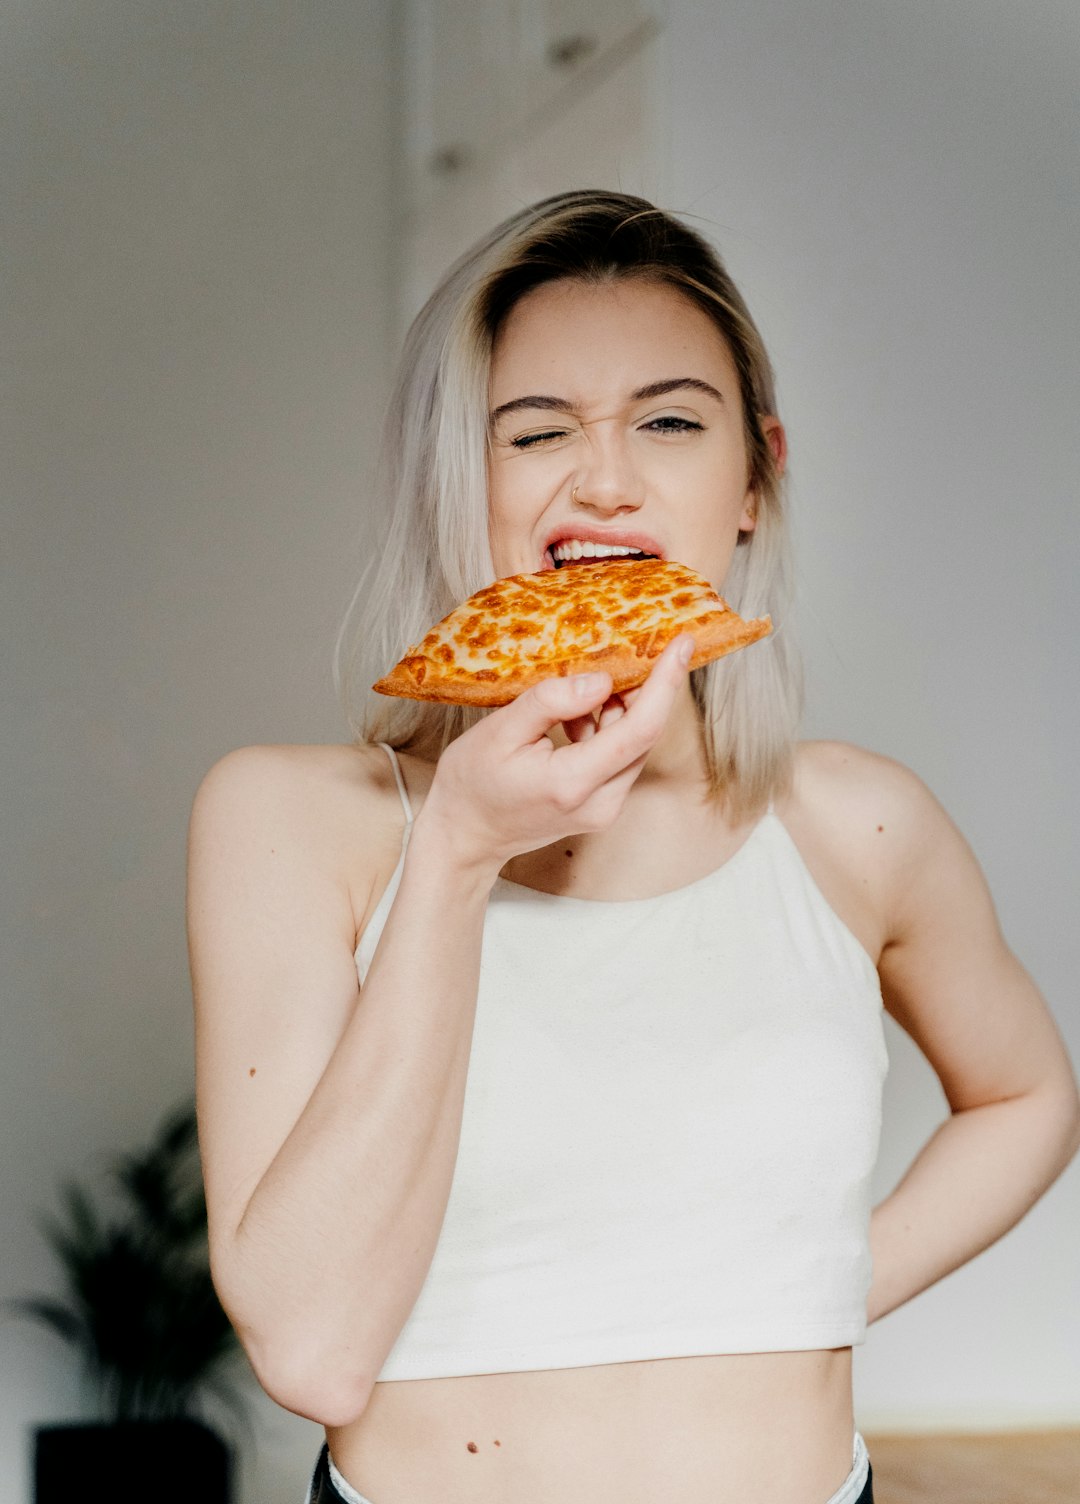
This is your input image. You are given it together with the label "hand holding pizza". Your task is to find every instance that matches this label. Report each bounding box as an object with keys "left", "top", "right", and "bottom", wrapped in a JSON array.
[{"left": 415, "top": 633, "right": 696, "bottom": 879}]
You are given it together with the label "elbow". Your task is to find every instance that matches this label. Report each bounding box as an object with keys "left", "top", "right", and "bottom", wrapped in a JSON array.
[
  {"left": 1064, "top": 1109, "right": 1080, "bottom": 1164},
  {"left": 213, "top": 1262, "right": 374, "bottom": 1428},
  {"left": 243, "top": 1333, "right": 374, "bottom": 1428},
  {"left": 1043, "top": 1079, "right": 1080, "bottom": 1157},
  {"left": 1030, "top": 1082, "right": 1080, "bottom": 1177}
]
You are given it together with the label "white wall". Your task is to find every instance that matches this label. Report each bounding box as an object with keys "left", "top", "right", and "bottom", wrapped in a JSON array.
[
  {"left": 665, "top": 0, "right": 1080, "bottom": 1425},
  {"left": 2, "top": 3, "right": 398, "bottom": 1500}
]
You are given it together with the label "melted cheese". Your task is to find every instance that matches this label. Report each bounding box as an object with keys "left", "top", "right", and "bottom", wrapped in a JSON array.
[{"left": 417, "top": 559, "right": 722, "bottom": 679}]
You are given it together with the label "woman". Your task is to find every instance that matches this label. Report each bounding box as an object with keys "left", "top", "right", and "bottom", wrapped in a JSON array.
[{"left": 186, "top": 191, "right": 1080, "bottom": 1504}]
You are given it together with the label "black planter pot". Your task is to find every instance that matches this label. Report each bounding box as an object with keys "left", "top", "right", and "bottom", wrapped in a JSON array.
[{"left": 34, "top": 1417, "right": 232, "bottom": 1503}]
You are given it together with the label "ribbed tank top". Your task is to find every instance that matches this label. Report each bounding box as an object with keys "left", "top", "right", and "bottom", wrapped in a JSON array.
[{"left": 359, "top": 742, "right": 889, "bottom": 1381}]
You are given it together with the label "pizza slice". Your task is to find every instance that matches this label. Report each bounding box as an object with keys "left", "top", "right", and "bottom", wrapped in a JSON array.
[{"left": 372, "top": 556, "right": 771, "bottom": 708}]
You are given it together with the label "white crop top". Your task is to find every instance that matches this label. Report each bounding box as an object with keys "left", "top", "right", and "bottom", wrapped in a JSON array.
[{"left": 359, "top": 742, "right": 889, "bottom": 1381}]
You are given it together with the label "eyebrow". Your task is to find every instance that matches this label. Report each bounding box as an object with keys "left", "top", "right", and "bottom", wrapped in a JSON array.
[{"left": 489, "top": 377, "right": 725, "bottom": 425}]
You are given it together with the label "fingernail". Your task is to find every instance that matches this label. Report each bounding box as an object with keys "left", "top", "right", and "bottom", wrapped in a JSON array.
[
  {"left": 677, "top": 637, "right": 694, "bottom": 667},
  {"left": 575, "top": 672, "right": 607, "bottom": 697}
]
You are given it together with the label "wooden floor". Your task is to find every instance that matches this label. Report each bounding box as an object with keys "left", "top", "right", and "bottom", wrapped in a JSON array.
[{"left": 861, "top": 1430, "right": 1080, "bottom": 1504}]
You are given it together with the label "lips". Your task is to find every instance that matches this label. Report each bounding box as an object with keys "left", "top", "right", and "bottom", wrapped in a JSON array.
[{"left": 539, "top": 526, "right": 666, "bottom": 572}]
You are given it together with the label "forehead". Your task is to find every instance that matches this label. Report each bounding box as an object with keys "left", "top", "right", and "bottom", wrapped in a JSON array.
[{"left": 488, "top": 278, "right": 740, "bottom": 403}]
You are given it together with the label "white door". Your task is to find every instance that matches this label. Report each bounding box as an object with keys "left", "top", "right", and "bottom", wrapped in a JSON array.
[{"left": 396, "top": 23, "right": 670, "bottom": 347}]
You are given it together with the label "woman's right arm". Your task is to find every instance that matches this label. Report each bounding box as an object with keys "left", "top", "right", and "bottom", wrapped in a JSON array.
[
  {"left": 186, "top": 635, "right": 694, "bottom": 1427},
  {"left": 188, "top": 744, "right": 499, "bottom": 1429}
]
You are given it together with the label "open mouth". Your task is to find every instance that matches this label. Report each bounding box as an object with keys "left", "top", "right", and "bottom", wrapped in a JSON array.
[{"left": 546, "top": 549, "right": 660, "bottom": 570}]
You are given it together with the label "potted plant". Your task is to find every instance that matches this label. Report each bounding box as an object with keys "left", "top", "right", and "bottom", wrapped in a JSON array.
[{"left": 9, "top": 1098, "right": 249, "bottom": 1502}]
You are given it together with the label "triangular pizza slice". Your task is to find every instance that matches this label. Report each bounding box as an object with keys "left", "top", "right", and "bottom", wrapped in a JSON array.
[{"left": 372, "top": 557, "right": 771, "bottom": 707}]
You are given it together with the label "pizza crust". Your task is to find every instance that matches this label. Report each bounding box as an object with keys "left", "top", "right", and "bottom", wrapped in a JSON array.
[{"left": 372, "top": 557, "right": 772, "bottom": 707}]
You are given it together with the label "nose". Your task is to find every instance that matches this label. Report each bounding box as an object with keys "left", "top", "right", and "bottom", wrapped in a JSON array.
[{"left": 570, "top": 424, "right": 645, "bottom": 514}]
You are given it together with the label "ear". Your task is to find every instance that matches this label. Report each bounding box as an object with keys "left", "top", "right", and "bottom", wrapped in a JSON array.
[
  {"left": 760, "top": 414, "right": 787, "bottom": 475},
  {"left": 740, "top": 415, "right": 788, "bottom": 531}
]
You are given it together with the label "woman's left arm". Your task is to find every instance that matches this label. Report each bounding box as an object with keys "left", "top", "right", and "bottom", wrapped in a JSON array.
[{"left": 864, "top": 762, "right": 1080, "bottom": 1326}]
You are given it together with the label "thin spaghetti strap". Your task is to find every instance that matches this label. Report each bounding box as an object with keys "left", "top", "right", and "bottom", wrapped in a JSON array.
[{"left": 375, "top": 741, "right": 415, "bottom": 826}]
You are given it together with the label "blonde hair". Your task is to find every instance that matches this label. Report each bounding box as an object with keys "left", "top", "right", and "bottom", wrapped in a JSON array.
[{"left": 333, "top": 190, "right": 802, "bottom": 819}]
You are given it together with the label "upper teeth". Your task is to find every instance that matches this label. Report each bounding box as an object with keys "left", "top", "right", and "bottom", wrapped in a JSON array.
[{"left": 552, "top": 540, "right": 649, "bottom": 562}]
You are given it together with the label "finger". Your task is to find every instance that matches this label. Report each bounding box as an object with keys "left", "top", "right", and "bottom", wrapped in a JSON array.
[
  {"left": 501, "top": 670, "right": 613, "bottom": 746},
  {"left": 614, "top": 634, "right": 693, "bottom": 715},
  {"left": 616, "top": 636, "right": 689, "bottom": 709},
  {"left": 597, "top": 695, "right": 625, "bottom": 731},
  {"left": 581, "top": 745, "right": 651, "bottom": 809},
  {"left": 562, "top": 712, "right": 597, "bottom": 743},
  {"left": 557, "top": 634, "right": 694, "bottom": 780}
]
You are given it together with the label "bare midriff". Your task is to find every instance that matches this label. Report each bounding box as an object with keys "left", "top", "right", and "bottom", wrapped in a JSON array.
[{"left": 326, "top": 1348, "right": 856, "bottom": 1504}]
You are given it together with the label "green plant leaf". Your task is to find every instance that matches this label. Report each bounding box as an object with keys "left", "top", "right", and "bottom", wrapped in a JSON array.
[
  {"left": 3, "top": 1297, "right": 87, "bottom": 1349},
  {"left": 39, "top": 1182, "right": 106, "bottom": 1269},
  {"left": 12, "top": 1097, "right": 246, "bottom": 1432}
]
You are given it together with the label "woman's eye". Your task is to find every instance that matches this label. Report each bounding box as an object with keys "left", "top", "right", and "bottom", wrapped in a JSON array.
[
  {"left": 644, "top": 416, "right": 703, "bottom": 434},
  {"left": 510, "top": 430, "right": 565, "bottom": 449}
]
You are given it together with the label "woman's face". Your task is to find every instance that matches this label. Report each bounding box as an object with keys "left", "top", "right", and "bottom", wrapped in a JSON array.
[{"left": 487, "top": 277, "right": 785, "bottom": 590}]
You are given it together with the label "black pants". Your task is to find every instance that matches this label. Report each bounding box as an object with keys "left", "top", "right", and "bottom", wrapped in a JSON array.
[{"left": 306, "top": 1443, "right": 874, "bottom": 1503}]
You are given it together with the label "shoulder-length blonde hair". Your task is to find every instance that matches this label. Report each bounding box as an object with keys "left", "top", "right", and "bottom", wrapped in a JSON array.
[{"left": 333, "top": 189, "right": 802, "bottom": 819}]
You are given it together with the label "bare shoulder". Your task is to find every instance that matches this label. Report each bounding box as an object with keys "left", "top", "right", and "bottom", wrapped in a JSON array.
[
  {"left": 791, "top": 738, "right": 958, "bottom": 879},
  {"left": 194, "top": 740, "right": 389, "bottom": 811},
  {"left": 792, "top": 743, "right": 1079, "bottom": 1113},
  {"left": 768, "top": 738, "right": 969, "bottom": 972},
  {"left": 753, "top": 745, "right": 1078, "bottom": 1115},
  {"left": 190, "top": 741, "right": 407, "bottom": 936},
  {"left": 792, "top": 737, "right": 939, "bottom": 822}
]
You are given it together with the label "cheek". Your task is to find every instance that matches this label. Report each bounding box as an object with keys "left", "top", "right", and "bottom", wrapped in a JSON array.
[
  {"left": 488, "top": 462, "right": 559, "bottom": 543},
  {"left": 680, "top": 453, "right": 754, "bottom": 523},
  {"left": 486, "top": 465, "right": 514, "bottom": 528},
  {"left": 487, "top": 491, "right": 522, "bottom": 554},
  {"left": 486, "top": 482, "right": 536, "bottom": 569},
  {"left": 488, "top": 460, "right": 528, "bottom": 512},
  {"left": 660, "top": 429, "right": 748, "bottom": 487}
]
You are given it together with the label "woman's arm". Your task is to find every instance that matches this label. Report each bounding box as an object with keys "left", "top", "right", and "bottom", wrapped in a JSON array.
[
  {"left": 862, "top": 759, "right": 1080, "bottom": 1324},
  {"left": 187, "top": 745, "right": 496, "bottom": 1426}
]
